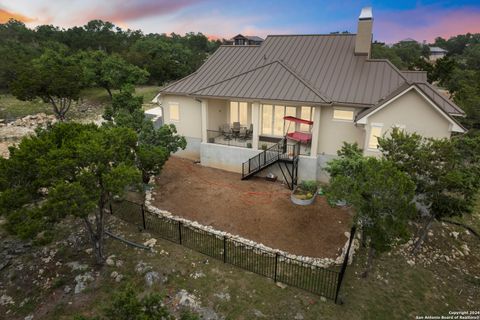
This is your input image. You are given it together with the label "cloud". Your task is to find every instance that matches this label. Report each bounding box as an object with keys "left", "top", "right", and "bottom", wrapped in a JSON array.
[
  {"left": 73, "top": 0, "right": 208, "bottom": 25},
  {"left": 375, "top": 6, "right": 480, "bottom": 43},
  {"left": 0, "top": 7, "right": 34, "bottom": 23}
]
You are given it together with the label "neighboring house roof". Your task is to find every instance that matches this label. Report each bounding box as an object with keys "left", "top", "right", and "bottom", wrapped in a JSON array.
[
  {"left": 160, "top": 33, "right": 464, "bottom": 117},
  {"left": 400, "top": 37, "right": 418, "bottom": 43},
  {"left": 429, "top": 46, "right": 447, "bottom": 53},
  {"left": 230, "top": 34, "right": 264, "bottom": 42}
]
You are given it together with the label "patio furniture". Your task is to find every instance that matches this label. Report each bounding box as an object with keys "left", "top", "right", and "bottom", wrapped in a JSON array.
[
  {"left": 232, "top": 122, "right": 241, "bottom": 139},
  {"left": 283, "top": 116, "right": 313, "bottom": 144},
  {"left": 221, "top": 124, "right": 233, "bottom": 140},
  {"left": 247, "top": 123, "right": 253, "bottom": 139},
  {"left": 238, "top": 127, "right": 247, "bottom": 141}
]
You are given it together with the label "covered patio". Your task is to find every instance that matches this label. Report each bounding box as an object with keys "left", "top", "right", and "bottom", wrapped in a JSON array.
[{"left": 201, "top": 98, "right": 319, "bottom": 155}]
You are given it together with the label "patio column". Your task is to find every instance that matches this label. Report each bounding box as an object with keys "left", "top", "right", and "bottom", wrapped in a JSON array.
[
  {"left": 251, "top": 102, "right": 260, "bottom": 149},
  {"left": 201, "top": 99, "right": 208, "bottom": 143},
  {"left": 310, "top": 106, "right": 321, "bottom": 156}
]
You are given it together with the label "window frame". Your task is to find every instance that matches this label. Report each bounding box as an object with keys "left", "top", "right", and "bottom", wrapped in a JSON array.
[
  {"left": 229, "top": 101, "right": 248, "bottom": 125},
  {"left": 169, "top": 102, "right": 180, "bottom": 122},
  {"left": 261, "top": 104, "right": 307, "bottom": 137},
  {"left": 332, "top": 107, "right": 355, "bottom": 122},
  {"left": 368, "top": 123, "right": 384, "bottom": 151}
]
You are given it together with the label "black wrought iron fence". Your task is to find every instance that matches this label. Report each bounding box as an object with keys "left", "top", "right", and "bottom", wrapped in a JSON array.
[{"left": 109, "top": 199, "right": 355, "bottom": 303}]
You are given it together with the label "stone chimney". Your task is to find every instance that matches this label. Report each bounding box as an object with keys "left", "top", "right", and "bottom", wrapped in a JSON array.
[{"left": 355, "top": 7, "right": 373, "bottom": 57}]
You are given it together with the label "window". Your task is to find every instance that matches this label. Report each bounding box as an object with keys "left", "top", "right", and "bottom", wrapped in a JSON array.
[
  {"left": 300, "top": 106, "right": 313, "bottom": 132},
  {"left": 333, "top": 108, "right": 354, "bottom": 121},
  {"left": 368, "top": 124, "right": 383, "bottom": 150},
  {"left": 261, "top": 104, "right": 273, "bottom": 135},
  {"left": 273, "top": 105, "right": 285, "bottom": 136},
  {"left": 169, "top": 102, "right": 179, "bottom": 121},
  {"left": 261, "top": 105, "right": 307, "bottom": 136},
  {"left": 230, "top": 101, "right": 248, "bottom": 124}
]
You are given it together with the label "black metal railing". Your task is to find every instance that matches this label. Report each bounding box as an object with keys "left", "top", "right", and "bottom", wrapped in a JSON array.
[
  {"left": 241, "top": 139, "right": 300, "bottom": 179},
  {"left": 109, "top": 199, "right": 356, "bottom": 303}
]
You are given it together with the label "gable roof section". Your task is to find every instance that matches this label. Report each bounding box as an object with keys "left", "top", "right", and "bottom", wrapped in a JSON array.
[
  {"left": 191, "top": 60, "right": 328, "bottom": 103},
  {"left": 402, "top": 71, "right": 427, "bottom": 82},
  {"left": 160, "top": 34, "right": 464, "bottom": 116},
  {"left": 356, "top": 85, "right": 466, "bottom": 133},
  {"left": 415, "top": 82, "right": 464, "bottom": 115}
]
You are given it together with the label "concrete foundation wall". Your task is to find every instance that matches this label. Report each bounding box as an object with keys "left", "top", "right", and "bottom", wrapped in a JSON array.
[
  {"left": 317, "top": 154, "right": 338, "bottom": 183},
  {"left": 174, "top": 137, "right": 201, "bottom": 160},
  {"left": 200, "top": 142, "right": 261, "bottom": 173}
]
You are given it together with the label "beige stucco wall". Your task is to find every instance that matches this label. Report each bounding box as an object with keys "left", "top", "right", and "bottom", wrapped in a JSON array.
[
  {"left": 317, "top": 106, "right": 365, "bottom": 156},
  {"left": 363, "top": 89, "right": 452, "bottom": 156},
  {"left": 161, "top": 94, "right": 202, "bottom": 139},
  {"left": 207, "top": 99, "right": 229, "bottom": 131}
]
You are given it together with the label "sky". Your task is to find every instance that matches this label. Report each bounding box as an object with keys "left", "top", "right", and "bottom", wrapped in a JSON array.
[{"left": 1, "top": 0, "right": 480, "bottom": 43}]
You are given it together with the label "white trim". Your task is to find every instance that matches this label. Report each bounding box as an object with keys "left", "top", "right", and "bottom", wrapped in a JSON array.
[
  {"left": 151, "top": 93, "right": 161, "bottom": 103},
  {"left": 367, "top": 123, "right": 384, "bottom": 151},
  {"left": 356, "top": 85, "right": 465, "bottom": 133}
]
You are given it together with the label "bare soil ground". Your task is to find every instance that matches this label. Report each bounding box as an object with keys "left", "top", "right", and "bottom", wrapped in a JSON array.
[{"left": 152, "top": 157, "right": 352, "bottom": 259}]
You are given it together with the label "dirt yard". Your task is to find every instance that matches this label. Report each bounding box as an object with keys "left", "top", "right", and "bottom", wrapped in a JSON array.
[{"left": 152, "top": 157, "right": 352, "bottom": 259}]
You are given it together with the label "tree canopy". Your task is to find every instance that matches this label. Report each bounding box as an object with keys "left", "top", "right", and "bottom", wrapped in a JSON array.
[
  {"left": 326, "top": 143, "right": 416, "bottom": 275},
  {"left": 0, "top": 19, "right": 221, "bottom": 90},
  {"left": 10, "top": 49, "right": 86, "bottom": 120}
]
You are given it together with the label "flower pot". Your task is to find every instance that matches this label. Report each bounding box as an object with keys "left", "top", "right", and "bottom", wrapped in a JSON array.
[{"left": 291, "top": 186, "right": 317, "bottom": 205}]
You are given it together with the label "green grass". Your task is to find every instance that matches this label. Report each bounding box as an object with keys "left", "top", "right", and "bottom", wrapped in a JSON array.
[
  {"left": 0, "top": 94, "right": 52, "bottom": 120},
  {"left": 0, "top": 85, "right": 160, "bottom": 122}
]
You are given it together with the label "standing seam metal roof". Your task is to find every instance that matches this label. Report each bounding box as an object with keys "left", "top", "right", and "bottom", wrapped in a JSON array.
[{"left": 160, "top": 34, "right": 464, "bottom": 115}]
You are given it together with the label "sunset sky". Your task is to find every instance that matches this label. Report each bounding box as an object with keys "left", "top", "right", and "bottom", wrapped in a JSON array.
[{"left": 1, "top": 0, "right": 479, "bottom": 43}]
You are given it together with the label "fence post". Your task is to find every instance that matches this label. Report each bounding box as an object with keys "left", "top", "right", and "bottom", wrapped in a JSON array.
[
  {"left": 223, "top": 236, "right": 227, "bottom": 263},
  {"left": 334, "top": 226, "right": 356, "bottom": 304},
  {"left": 178, "top": 221, "right": 182, "bottom": 244},
  {"left": 141, "top": 204, "right": 146, "bottom": 230},
  {"left": 274, "top": 252, "right": 278, "bottom": 282}
]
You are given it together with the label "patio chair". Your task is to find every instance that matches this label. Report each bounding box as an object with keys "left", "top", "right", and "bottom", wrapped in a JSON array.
[
  {"left": 221, "top": 124, "right": 232, "bottom": 140},
  {"left": 232, "top": 122, "right": 241, "bottom": 139},
  {"left": 238, "top": 127, "right": 247, "bottom": 141},
  {"left": 247, "top": 123, "right": 253, "bottom": 138}
]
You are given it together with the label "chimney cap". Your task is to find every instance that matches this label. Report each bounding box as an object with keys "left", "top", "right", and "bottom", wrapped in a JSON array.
[{"left": 359, "top": 7, "right": 373, "bottom": 20}]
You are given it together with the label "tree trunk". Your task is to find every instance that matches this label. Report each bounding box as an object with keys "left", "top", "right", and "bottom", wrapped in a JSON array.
[
  {"left": 361, "top": 246, "right": 375, "bottom": 278},
  {"left": 411, "top": 215, "right": 435, "bottom": 255},
  {"left": 83, "top": 200, "right": 107, "bottom": 265},
  {"left": 106, "top": 87, "right": 113, "bottom": 100},
  {"left": 83, "top": 217, "right": 104, "bottom": 265},
  {"left": 142, "top": 170, "right": 150, "bottom": 184}
]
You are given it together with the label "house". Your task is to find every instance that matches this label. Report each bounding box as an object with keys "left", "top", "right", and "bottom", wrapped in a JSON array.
[
  {"left": 428, "top": 46, "right": 448, "bottom": 62},
  {"left": 224, "top": 34, "right": 264, "bottom": 46},
  {"left": 152, "top": 7, "right": 465, "bottom": 184}
]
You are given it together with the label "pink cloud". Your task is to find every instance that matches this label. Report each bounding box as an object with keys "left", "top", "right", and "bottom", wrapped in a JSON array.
[
  {"left": 0, "top": 7, "right": 35, "bottom": 23},
  {"left": 73, "top": 0, "right": 208, "bottom": 25},
  {"left": 375, "top": 6, "right": 480, "bottom": 43}
]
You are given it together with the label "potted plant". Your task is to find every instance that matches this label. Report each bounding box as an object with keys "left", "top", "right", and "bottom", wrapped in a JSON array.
[
  {"left": 246, "top": 142, "right": 252, "bottom": 148},
  {"left": 291, "top": 180, "right": 319, "bottom": 205},
  {"left": 261, "top": 143, "right": 268, "bottom": 150}
]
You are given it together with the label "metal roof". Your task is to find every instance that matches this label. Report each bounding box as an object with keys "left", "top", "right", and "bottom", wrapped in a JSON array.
[
  {"left": 402, "top": 71, "right": 427, "bottom": 83},
  {"left": 429, "top": 46, "right": 447, "bottom": 53},
  {"left": 161, "top": 34, "right": 464, "bottom": 116}
]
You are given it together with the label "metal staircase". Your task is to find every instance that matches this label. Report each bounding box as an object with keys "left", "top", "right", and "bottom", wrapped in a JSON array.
[{"left": 241, "top": 138, "right": 300, "bottom": 190}]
